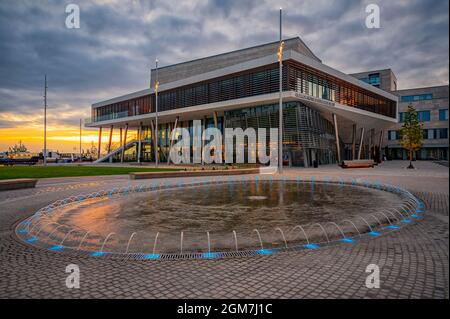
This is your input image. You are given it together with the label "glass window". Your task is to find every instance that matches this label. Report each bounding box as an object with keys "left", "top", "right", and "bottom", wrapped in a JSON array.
[
  {"left": 388, "top": 130, "right": 397, "bottom": 140},
  {"left": 399, "top": 112, "right": 405, "bottom": 123},
  {"left": 400, "top": 94, "right": 433, "bottom": 102},
  {"left": 418, "top": 111, "right": 431, "bottom": 122},
  {"left": 368, "top": 73, "right": 380, "bottom": 85},
  {"left": 439, "top": 109, "right": 449, "bottom": 121},
  {"left": 437, "top": 128, "right": 448, "bottom": 139}
]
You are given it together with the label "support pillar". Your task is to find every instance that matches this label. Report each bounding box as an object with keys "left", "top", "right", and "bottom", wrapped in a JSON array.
[
  {"left": 121, "top": 123, "right": 128, "bottom": 163},
  {"left": 119, "top": 127, "right": 123, "bottom": 162},
  {"left": 213, "top": 111, "right": 218, "bottom": 129},
  {"left": 351, "top": 124, "right": 356, "bottom": 160},
  {"left": 213, "top": 111, "right": 222, "bottom": 162},
  {"left": 201, "top": 116, "right": 207, "bottom": 165},
  {"left": 167, "top": 117, "right": 179, "bottom": 164},
  {"left": 137, "top": 123, "right": 142, "bottom": 164},
  {"left": 378, "top": 130, "right": 384, "bottom": 162},
  {"left": 332, "top": 114, "right": 341, "bottom": 165},
  {"left": 97, "top": 127, "right": 102, "bottom": 160},
  {"left": 150, "top": 120, "right": 157, "bottom": 163},
  {"left": 358, "top": 127, "right": 365, "bottom": 160},
  {"left": 369, "top": 128, "right": 375, "bottom": 160},
  {"left": 107, "top": 125, "right": 113, "bottom": 154}
]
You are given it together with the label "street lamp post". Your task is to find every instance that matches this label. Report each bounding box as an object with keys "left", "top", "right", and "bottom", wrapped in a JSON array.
[
  {"left": 154, "top": 59, "right": 159, "bottom": 167},
  {"left": 79, "top": 118, "right": 82, "bottom": 161},
  {"left": 278, "top": 8, "right": 284, "bottom": 174}
]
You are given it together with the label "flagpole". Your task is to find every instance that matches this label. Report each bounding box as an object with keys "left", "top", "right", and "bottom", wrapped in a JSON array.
[
  {"left": 278, "top": 8, "right": 283, "bottom": 173},
  {"left": 79, "top": 118, "right": 82, "bottom": 161},
  {"left": 155, "top": 58, "right": 159, "bottom": 167},
  {"left": 43, "top": 75, "right": 47, "bottom": 166}
]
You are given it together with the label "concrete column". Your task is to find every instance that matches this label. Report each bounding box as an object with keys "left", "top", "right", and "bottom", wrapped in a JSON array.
[
  {"left": 150, "top": 120, "right": 157, "bottom": 162},
  {"left": 351, "top": 124, "right": 356, "bottom": 160},
  {"left": 332, "top": 114, "right": 341, "bottom": 165},
  {"left": 201, "top": 116, "right": 207, "bottom": 165},
  {"left": 97, "top": 127, "right": 102, "bottom": 160},
  {"left": 378, "top": 130, "right": 384, "bottom": 162},
  {"left": 303, "top": 148, "right": 309, "bottom": 168},
  {"left": 167, "top": 117, "right": 179, "bottom": 164},
  {"left": 213, "top": 111, "right": 218, "bottom": 129},
  {"left": 358, "top": 127, "right": 365, "bottom": 160},
  {"left": 107, "top": 125, "right": 113, "bottom": 154},
  {"left": 369, "top": 128, "right": 375, "bottom": 160},
  {"left": 137, "top": 123, "right": 142, "bottom": 164},
  {"left": 121, "top": 123, "right": 128, "bottom": 163},
  {"left": 119, "top": 127, "right": 123, "bottom": 162}
]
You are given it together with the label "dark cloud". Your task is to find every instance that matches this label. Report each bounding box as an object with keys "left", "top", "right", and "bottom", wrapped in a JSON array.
[{"left": 0, "top": 0, "right": 448, "bottom": 126}]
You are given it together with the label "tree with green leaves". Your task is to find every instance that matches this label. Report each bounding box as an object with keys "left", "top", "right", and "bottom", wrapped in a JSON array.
[{"left": 399, "top": 104, "right": 423, "bottom": 169}]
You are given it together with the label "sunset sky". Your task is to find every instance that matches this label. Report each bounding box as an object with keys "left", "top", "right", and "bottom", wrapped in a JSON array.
[{"left": 0, "top": 0, "right": 448, "bottom": 153}]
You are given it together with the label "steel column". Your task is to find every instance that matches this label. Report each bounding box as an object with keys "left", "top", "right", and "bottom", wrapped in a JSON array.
[
  {"left": 167, "top": 117, "right": 179, "bottom": 165},
  {"left": 121, "top": 124, "right": 128, "bottom": 163},
  {"left": 97, "top": 126, "right": 102, "bottom": 160},
  {"left": 358, "top": 127, "right": 365, "bottom": 160},
  {"left": 332, "top": 113, "right": 341, "bottom": 165}
]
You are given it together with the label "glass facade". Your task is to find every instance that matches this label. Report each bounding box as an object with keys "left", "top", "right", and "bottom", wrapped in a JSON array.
[
  {"left": 400, "top": 93, "right": 433, "bottom": 102},
  {"left": 398, "top": 110, "right": 430, "bottom": 122},
  {"left": 224, "top": 101, "right": 337, "bottom": 167},
  {"left": 92, "top": 60, "right": 397, "bottom": 123},
  {"left": 360, "top": 73, "right": 381, "bottom": 87},
  {"left": 439, "top": 109, "right": 449, "bottom": 121},
  {"left": 423, "top": 128, "right": 448, "bottom": 140}
]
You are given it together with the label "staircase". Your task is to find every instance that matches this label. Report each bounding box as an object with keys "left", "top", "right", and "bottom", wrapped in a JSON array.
[{"left": 94, "top": 139, "right": 137, "bottom": 163}]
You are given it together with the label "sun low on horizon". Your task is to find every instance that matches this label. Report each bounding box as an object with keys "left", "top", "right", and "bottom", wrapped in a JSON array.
[{"left": 0, "top": 122, "right": 121, "bottom": 154}]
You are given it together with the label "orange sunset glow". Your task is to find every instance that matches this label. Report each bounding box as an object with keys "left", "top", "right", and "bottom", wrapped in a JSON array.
[{"left": 0, "top": 123, "right": 122, "bottom": 154}]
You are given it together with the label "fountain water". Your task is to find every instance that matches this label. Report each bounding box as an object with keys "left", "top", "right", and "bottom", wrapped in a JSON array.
[
  {"left": 275, "top": 227, "right": 288, "bottom": 248},
  {"left": 152, "top": 232, "right": 160, "bottom": 254},
  {"left": 125, "top": 232, "right": 137, "bottom": 254},
  {"left": 252, "top": 229, "right": 264, "bottom": 250},
  {"left": 100, "top": 232, "right": 116, "bottom": 253}
]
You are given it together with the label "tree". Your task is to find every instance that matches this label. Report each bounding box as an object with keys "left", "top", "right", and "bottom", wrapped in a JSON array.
[{"left": 399, "top": 104, "right": 423, "bottom": 169}]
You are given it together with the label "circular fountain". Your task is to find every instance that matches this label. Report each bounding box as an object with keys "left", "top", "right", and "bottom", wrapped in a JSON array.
[{"left": 16, "top": 176, "right": 424, "bottom": 260}]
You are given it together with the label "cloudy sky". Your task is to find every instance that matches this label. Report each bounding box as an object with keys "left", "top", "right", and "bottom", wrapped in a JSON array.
[{"left": 0, "top": 0, "right": 448, "bottom": 152}]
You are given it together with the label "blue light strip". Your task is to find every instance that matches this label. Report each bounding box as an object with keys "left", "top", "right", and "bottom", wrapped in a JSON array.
[
  {"left": 256, "top": 249, "right": 273, "bottom": 255},
  {"left": 304, "top": 243, "right": 320, "bottom": 249},
  {"left": 90, "top": 251, "right": 107, "bottom": 257},
  {"left": 50, "top": 245, "right": 64, "bottom": 251},
  {"left": 201, "top": 252, "right": 219, "bottom": 259},
  {"left": 142, "top": 253, "right": 160, "bottom": 260}
]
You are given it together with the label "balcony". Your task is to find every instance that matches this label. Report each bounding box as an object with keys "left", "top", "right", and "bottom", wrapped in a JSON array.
[{"left": 84, "top": 111, "right": 129, "bottom": 125}]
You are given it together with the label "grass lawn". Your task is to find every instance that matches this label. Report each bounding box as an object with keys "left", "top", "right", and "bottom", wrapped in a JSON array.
[{"left": 0, "top": 165, "right": 180, "bottom": 180}]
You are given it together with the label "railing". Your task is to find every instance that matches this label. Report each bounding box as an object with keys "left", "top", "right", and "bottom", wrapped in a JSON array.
[{"left": 84, "top": 111, "right": 129, "bottom": 125}]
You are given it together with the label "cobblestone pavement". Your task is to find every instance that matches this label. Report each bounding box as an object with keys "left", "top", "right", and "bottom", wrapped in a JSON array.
[{"left": 0, "top": 161, "right": 448, "bottom": 298}]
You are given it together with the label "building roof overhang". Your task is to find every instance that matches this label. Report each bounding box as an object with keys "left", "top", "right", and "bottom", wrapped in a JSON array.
[
  {"left": 92, "top": 49, "right": 398, "bottom": 109},
  {"left": 87, "top": 91, "right": 397, "bottom": 130}
]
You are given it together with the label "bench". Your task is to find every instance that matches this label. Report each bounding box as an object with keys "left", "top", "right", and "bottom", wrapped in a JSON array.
[
  {"left": 0, "top": 179, "right": 38, "bottom": 191},
  {"left": 129, "top": 168, "right": 260, "bottom": 180},
  {"left": 341, "top": 160, "right": 375, "bottom": 169}
]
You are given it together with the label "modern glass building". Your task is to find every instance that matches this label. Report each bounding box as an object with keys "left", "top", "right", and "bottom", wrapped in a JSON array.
[{"left": 86, "top": 37, "right": 398, "bottom": 166}]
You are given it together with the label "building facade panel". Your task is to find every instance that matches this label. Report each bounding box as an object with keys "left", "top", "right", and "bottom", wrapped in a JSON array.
[{"left": 385, "top": 85, "right": 449, "bottom": 160}]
